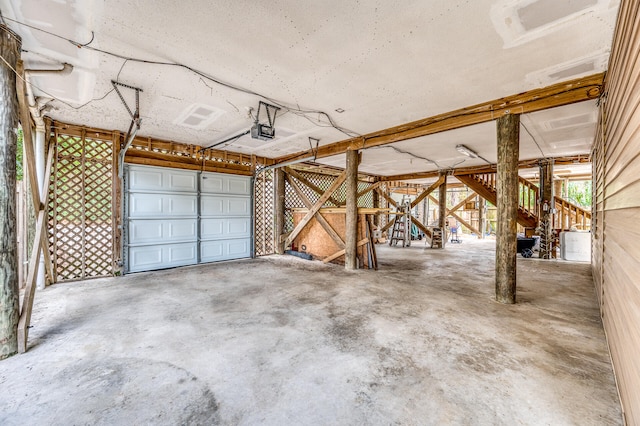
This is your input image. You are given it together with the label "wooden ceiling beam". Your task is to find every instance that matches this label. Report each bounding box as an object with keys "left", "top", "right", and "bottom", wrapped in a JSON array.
[
  {"left": 379, "top": 154, "right": 592, "bottom": 182},
  {"left": 275, "top": 73, "right": 603, "bottom": 164}
]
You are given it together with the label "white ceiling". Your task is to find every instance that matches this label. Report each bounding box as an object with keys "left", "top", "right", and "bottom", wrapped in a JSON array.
[{"left": 0, "top": 0, "right": 620, "bottom": 178}]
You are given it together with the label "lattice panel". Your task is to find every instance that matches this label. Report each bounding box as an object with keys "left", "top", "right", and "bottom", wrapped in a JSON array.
[
  {"left": 358, "top": 181, "right": 374, "bottom": 208},
  {"left": 48, "top": 133, "right": 114, "bottom": 282},
  {"left": 284, "top": 171, "right": 339, "bottom": 232},
  {"left": 283, "top": 170, "right": 378, "bottom": 231},
  {"left": 254, "top": 168, "right": 275, "bottom": 256},
  {"left": 379, "top": 183, "right": 389, "bottom": 229}
]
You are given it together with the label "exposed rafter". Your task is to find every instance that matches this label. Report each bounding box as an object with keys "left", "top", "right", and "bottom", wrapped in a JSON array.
[{"left": 276, "top": 73, "right": 604, "bottom": 164}]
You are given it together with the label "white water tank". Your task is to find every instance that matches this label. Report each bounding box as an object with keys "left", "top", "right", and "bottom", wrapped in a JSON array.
[{"left": 560, "top": 231, "right": 591, "bottom": 262}]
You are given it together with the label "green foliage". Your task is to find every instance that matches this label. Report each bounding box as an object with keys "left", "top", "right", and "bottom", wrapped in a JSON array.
[
  {"left": 567, "top": 180, "right": 592, "bottom": 208},
  {"left": 16, "top": 128, "right": 23, "bottom": 181}
]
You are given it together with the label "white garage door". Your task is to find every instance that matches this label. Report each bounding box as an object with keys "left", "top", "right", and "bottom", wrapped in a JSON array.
[
  {"left": 124, "top": 165, "right": 252, "bottom": 273},
  {"left": 200, "top": 171, "right": 252, "bottom": 262}
]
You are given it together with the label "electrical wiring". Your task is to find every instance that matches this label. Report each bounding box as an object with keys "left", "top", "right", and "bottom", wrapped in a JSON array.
[
  {"left": 520, "top": 121, "right": 546, "bottom": 158},
  {"left": 3, "top": 16, "right": 358, "bottom": 138},
  {"left": 2, "top": 16, "right": 603, "bottom": 160},
  {"left": 377, "top": 145, "right": 444, "bottom": 170}
]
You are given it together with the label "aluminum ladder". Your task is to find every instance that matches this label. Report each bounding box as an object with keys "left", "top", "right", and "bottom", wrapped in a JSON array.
[{"left": 389, "top": 200, "right": 412, "bottom": 247}]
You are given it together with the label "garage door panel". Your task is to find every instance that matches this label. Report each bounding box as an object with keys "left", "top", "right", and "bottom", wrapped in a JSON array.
[
  {"left": 228, "top": 198, "right": 250, "bottom": 215},
  {"left": 201, "top": 196, "right": 224, "bottom": 215},
  {"left": 201, "top": 218, "right": 250, "bottom": 239},
  {"left": 128, "top": 242, "right": 198, "bottom": 272},
  {"left": 129, "top": 168, "right": 163, "bottom": 191},
  {"left": 201, "top": 173, "right": 251, "bottom": 195},
  {"left": 126, "top": 167, "right": 251, "bottom": 273},
  {"left": 200, "top": 240, "right": 223, "bottom": 260},
  {"left": 227, "top": 177, "right": 251, "bottom": 195},
  {"left": 201, "top": 195, "right": 250, "bottom": 217},
  {"left": 129, "top": 166, "right": 198, "bottom": 193},
  {"left": 200, "top": 239, "right": 250, "bottom": 262},
  {"left": 129, "top": 219, "right": 197, "bottom": 245},
  {"left": 129, "top": 193, "right": 198, "bottom": 218},
  {"left": 169, "top": 173, "right": 198, "bottom": 192},
  {"left": 228, "top": 239, "right": 250, "bottom": 256},
  {"left": 201, "top": 175, "right": 224, "bottom": 193}
]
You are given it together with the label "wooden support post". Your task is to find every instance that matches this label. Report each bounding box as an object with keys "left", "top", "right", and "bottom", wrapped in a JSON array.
[
  {"left": 372, "top": 178, "right": 380, "bottom": 226},
  {"left": 437, "top": 172, "right": 447, "bottom": 248},
  {"left": 495, "top": 114, "right": 520, "bottom": 304},
  {"left": 0, "top": 24, "right": 21, "bottom": 360},
  {"left": 478, "top": 196, "right": 485, "bottom": 239},
  {"left": 17, "top": 141, "right": 53, "bottom": 353},
  {"left": 427, "top": 194, "right": 480, "bottom": 235},
  {"left": 274, "top": 167, "right": 286, "bottom": 254},
  {"left": 345, "top": 150, "right": 359, "bottom": 270},
  {"left": 553, "top": 180, "right": 563, "bottom": 202},
  {"left": 539, "top": 159, "right": 554, "bottom": 259},
  {"left": 112, "top": 131, "right": 122, "bottom": 273}
]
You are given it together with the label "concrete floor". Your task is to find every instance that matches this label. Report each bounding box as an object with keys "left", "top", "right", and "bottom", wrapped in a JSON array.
[{"left": 0, "top": 239, "right": 622, "bottom": 425}]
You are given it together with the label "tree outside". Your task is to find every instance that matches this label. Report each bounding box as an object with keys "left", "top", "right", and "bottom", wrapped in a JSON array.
[{"left": 567, "top": 180, "right": 592, "bottom": 209}]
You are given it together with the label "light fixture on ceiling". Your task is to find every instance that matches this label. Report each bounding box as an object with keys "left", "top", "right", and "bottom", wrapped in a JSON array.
[
  {"left": 456, "top": 144, "right": 479, "bottom": 158},
  {"left": 335, "top": 108, "right": 345, "bottom": 113}
]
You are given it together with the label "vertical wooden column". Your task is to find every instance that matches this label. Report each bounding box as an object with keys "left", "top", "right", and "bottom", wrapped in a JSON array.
[
  {"left": 478, "top": 196, "right": 485, "bottom": 239},
  {"left": 438, "top": 172, "right": 447, "bottom": 248},
  {"left": 495, "top": 114, "right": 519, "bottom": 304},
  {"left": 345, "top": 149, "right": 359, "bottom": 270},
  {"left": 539, "top": 159, "right": 554, "bottom": 259},
  {"left": 372, "top": 177, "right": 380, "bottom": 226},
  {"left": 111, "top": 131, "right": 123, "bottom": 273},
  {"left": 274, "top": 167, "right": 286, "bottom": 255},
  {"left": 553, "top": 180, "right": 563, "bottom": 201},
  {"left": 0, "top": 25, "right": 21, "bottom": 360}
]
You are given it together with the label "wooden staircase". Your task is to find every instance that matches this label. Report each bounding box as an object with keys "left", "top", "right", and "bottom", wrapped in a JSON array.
[
  {"left": 456, "top": 173, "right": 592, "bottom": 231},
  {"left": 456, "top": 173, "right": 539, "bottom": 228},
  {"left": 554, "top": 197, "right": 592, "bottom": 230}
]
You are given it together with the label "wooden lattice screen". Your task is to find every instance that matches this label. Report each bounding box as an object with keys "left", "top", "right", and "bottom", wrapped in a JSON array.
[
  {"left": 284, "top": 170, "right": 375, "bottom": 232},
  {"left": 252, "top": 168, "right": 378, "bottom": 257},
  {"left": 254, "top": 168, "right": 275, "bottom": 256},
  {"left": 48, "top": 131, "right": 115, "bottom": 282}
]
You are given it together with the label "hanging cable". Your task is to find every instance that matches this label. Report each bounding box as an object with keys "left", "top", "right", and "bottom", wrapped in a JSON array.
[
  {"left": 3, "top": 16, "right": 358, "bottom": 138},
  {"left": 520, "top": 121, "right": 546, "bottom": 158}
]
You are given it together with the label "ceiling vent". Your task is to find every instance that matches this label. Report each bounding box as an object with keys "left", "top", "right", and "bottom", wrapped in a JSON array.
[
  {"left": 491, "top": 0, "right": 610, "bottom": 47},
  {"left": 517, "top": 0, "right": 598, "bottom": 31},
  {"left": 175, "top": 104, "right": 225, "bottom": 130},
  {"left": 526, "top": 49, "right": 609, "bottom": 85},
  {"left": 545, "top": 112, "right": 596, "bottom": 130}
]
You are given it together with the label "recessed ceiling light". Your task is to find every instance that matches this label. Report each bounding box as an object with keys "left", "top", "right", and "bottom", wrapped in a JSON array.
[{"left": 335, "top": 108, "right": 345, "bottom": 113}]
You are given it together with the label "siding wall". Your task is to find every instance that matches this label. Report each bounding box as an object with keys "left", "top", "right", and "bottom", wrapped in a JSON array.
[{"left": 593, "top": 0, "right": 640, "bottom": 423}]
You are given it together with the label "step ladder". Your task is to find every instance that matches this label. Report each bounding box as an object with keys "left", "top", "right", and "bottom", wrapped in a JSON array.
[{"left": 389, "top": 200, "right": 411, "bottom": 247}]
